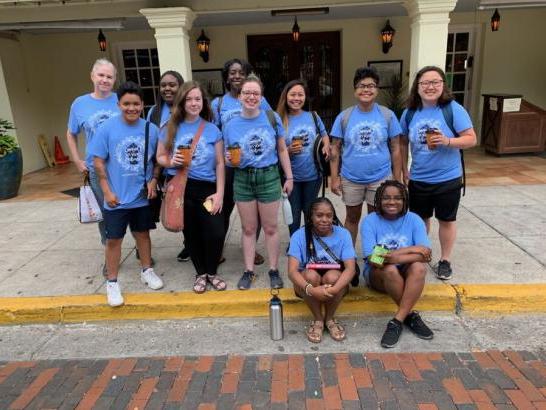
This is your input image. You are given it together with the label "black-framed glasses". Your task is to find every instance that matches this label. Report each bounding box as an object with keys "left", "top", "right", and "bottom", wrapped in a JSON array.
[
  {"left": 418, "top": 80, "right": 444, "bottom": 88},
  {"left": 355, "top": 83, "right": 378, "bottom": 90}
]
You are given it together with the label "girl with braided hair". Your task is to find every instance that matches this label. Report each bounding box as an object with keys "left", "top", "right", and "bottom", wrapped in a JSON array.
[
  {"left": 360, "top": 180, "right": 433, "bottom": 348},
  {"left": 287, "top": 197, "right": 356, "bottom": 343}
]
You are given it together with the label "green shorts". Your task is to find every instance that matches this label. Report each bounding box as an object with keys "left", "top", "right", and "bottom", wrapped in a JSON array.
[{"left": 234, "top": 165, "right": 282, "bottom": 203}]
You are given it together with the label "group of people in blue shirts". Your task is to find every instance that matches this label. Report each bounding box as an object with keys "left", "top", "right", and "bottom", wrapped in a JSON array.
[{"left": 67, "top": 57, "right": 476, "bottom": 348}]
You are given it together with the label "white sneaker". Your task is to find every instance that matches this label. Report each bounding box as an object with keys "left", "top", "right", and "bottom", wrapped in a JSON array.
[
  {"left": 141, "top": 268, "right": 164, "bottom": 290},
  {"left": 106, "top": 281, "right": 124, "bottom": 307}
]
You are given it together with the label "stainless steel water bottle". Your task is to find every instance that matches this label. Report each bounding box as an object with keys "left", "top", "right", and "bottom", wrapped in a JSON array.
[{"left": 269, "top": 291, "right": 284, "bottom": 341}]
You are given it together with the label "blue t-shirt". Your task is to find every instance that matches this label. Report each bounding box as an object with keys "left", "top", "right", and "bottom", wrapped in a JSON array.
[
  {"left": 285, "top": 111, "right": 327, "bottom": 182},
  {"left": 160, "top": 119, "right": 222, "bottom": 182},
  {"left": 330, "top": 103, "right": 402, "bottom": 184},
  {"left": 89, "top": 117, "right": 159, "bottom": 210},
  {"left": 211, "top": 93, "right": 272, "bottom": 129},
  {"left": 360, "top": 211, "right": 430, "bottom": 259},
  {"left": 400, "top": 101, "right": 473, "bottom": 183},
  {"left": 223, "top": 110, "right": 285, "bottom": 168},
  {"left": 67, "top": 93, "right": 120, "bottom": 169},
  {"left": 146, "top": 103, "right": 171, "bottom": 128},
  {"left": 288, "top": 225, "right": 356, "bottom": 270}
]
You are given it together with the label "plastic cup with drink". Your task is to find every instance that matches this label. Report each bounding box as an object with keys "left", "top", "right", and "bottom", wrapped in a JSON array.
[
  {"left": 227, "top": 143, "right": 241, "bottom": 167},
  {"left": 291, "top": 136, "right": 304, "bottom": 154},
  {"left": 176, "top": 144, "right": 192, "bottom": 167},
  {"left": 425, "top": 127, "right": 439, "bottom": 150}
]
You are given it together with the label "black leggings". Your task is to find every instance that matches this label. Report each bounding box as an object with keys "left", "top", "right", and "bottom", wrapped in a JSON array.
[
  {"left": 183, "top": 178, "right": 225, "bottom": 276},
  {"left": 222, "top": 166, "right": 261, "bottom": 244}
]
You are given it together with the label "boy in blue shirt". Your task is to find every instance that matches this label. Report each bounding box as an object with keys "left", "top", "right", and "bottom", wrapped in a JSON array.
[
  {"left": 330, "top": 67, "right": 403, "bottom": 246},
  {"left": 91, "top": 82, "right": 163, "bottom": 307},
  {"left": 360, "top": 180, "right": 433, "bottom": 348}
]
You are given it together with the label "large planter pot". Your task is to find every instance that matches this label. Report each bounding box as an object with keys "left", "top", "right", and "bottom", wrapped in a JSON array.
[{"left": 0, "top": 148, "right": 23, "bottom": 200}]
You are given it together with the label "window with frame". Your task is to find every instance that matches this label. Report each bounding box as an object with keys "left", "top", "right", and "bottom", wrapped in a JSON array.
[{"left": 120, "top": 47, "right": 160, "bottom": 116}]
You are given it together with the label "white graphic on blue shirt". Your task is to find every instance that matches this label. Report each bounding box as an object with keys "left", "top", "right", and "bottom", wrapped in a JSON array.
[
  {"left": 288, "top": 124, "right": 314, "bottom": 152},
  {"left": 400, "top": 101, "right": 473, "bottom": 183},
  {"left": 411, "top": 118, "right": 443, "bottom": 153},
  {"left": 85, "top": 110, "right": 118, "bottom": 141},
  {"left": 349, "top": 121, "right": 384, "bottom": 154},
  {"left": 377, "top": 233, "right": 409, "bottom": 250},
  {"left": 114, "top": 137, "right": 145, "bottom": 175},
  {"left": 242, "top": 127, "right": 275, "bottom": 160}
]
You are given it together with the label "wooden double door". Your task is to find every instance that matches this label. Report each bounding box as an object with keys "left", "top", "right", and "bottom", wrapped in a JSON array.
[{"left": 247, "top": 31, "right": 340, "bottom": 130}]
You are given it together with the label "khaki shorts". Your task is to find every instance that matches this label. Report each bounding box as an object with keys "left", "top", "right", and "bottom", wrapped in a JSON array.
[{"left": 341, "top": 175, "right": 391, "bottom": 207}]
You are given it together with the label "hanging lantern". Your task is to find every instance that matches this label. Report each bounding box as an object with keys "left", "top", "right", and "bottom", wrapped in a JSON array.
[
  {"left": 196, "top": 29, "right": 210, "bottom": 62},
  {"left": 380, "top": 20, "right": 395, "bottom": 54},
  {"left": 97, "top": 29, "right": 106, "bottom": 52},
  {"left": 292, "top": 16, "right": 300, "bottom": 42},
  {"left": 491, "top": 8, "right": 500, "bottom": 32}
]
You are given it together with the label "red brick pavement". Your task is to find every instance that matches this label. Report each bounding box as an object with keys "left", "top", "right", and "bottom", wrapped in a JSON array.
[{"left": 1, "top": 350, "right": 545, "bottom": 409}]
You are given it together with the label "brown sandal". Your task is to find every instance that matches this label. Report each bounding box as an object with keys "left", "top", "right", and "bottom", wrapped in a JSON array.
[
  {"left": 207, "top": 274, "right": 226, "bottom": 291},
  {"left": 193, "top": 274, "right": 207, "bottom": 294},
  {"left": 325, "top": 319, "right": 346, "bottom": 342},
  {"left": 306, "top": 321, "right": 324, "bottom": 343}
]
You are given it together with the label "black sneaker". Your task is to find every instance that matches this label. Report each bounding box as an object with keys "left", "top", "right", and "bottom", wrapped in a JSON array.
[
  {"left": 237, "top": 271, "right": 256, "bottom": 290},
  {"left": 380, "top": 318, "right": 403, "bottom": 348},
  {"left": 135, "top": 249, "right": 155, "bottom": 267},
  {"left": 177, "top": 247, "right": 190, "bottom": 262},
  {"left": 404, "top": 311, "right": 434, "bottom": 340},
  {"left": 436, "top": 260, "right": 453, "bottom": 280},
  {"left": 268, "top": 269, "right": 284, "bottom": 289}
]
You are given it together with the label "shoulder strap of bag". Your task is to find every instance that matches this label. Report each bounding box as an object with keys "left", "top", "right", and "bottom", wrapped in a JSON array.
[
  {"left": 313, "top": 233, "right": 342, "bottom": 264},
  {"left": 216, "top": 96, "right": 224, "bottom": 129},
  {"left": 378, "top": 104, "right": 392, "bottom": 129},
  {"left": 143, "top": 121, "right": 150, "bottom": 185},
  {"left": 186, "top": 120, "right": 206, "bottom": 168},
  {"left": 341, "top": 106, "right": 355, "bottom": 137},
  {"left": 311, "top": 111, "right": 328, "bottom": 198},
  {"left": 441, "top": 102, "right": 466, "bottom": 196},
  {"left": 265, "top": 109, "right": 278, "bottom": 137}
]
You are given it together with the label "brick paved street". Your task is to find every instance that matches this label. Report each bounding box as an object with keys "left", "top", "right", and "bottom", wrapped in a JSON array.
[{"left": 1, "top": 351, "right": 546, "bottom": 409}]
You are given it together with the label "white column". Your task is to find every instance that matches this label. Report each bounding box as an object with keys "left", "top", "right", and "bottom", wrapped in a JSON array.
[
  {"left": 404, "top": 0, "right": 457, "bottom": 84},
  {"left": 0, "top": 56, "right": 17, "bottom": 141},
  {"left": 140, "top": 7, "right": 196, "bottom": 81}
]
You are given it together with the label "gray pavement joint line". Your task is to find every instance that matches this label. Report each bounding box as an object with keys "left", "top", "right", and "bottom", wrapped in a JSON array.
[
  {"left": 451, "top": 284, "right": 463, "bottom": 316},
  {"left": 461, "top": 204, "right": 546, "bottom": 268},
  {"left": 457, "top": 312, "right": 484, "bottom": 351},
  {"left": 28, "top": 326, "right": 58, "bottom": 361}
]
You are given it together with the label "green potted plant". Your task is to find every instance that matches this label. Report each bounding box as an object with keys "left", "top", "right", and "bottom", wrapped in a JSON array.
[
  {"left": 381, "top": 75, "right": 406, "bottom": 119},
  {"left": 0, "top": 119, "right": 22, "bottom": 200}
]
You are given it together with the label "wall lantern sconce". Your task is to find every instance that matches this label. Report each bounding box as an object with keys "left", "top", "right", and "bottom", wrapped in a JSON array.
[
  {"left": 380, "top": 20, "right": 395, "bottom": 54},
  {"left": 196, "top": 29, "right": 210, "bottom": 62},
  {"left": 491, "top": 8, "right": 500, "bottom": 31},
  {"left": 292, "top": 16, "right": 300, "bottom": 42},
  {"left": 97, "top": 29, "right": 106, "bottom": 52}
]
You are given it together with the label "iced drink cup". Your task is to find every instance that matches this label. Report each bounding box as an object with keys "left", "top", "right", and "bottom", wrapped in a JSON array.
[
  {"left": 425, "top": 128, "right": 437, "bottom": 150},
  {"left": 291, "top": 136, "right": 303, "bottom": 154},
  {"left": 228, "top": 145, "right": 241, "bottom": 167},
  {"left": 177, "top": 145, "right": 192, "bottom": 167}
]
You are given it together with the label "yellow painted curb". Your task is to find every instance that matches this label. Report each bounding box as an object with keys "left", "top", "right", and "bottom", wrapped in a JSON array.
[
  {"left": 0, "top": 284, "right": 455, "bottom": 325},
  {"left": 457, "top": 284, "right": 546, "bottom": 313}
]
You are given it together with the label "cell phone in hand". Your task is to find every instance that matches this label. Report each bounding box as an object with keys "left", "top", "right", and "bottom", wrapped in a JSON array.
[{"left": 203, "top": 199, "right": 213, "bottom": 213}]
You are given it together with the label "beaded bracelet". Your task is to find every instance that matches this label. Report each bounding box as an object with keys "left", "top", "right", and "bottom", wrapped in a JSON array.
[{"left": 304, "top": 283, "right": 313, "bottom": 296}]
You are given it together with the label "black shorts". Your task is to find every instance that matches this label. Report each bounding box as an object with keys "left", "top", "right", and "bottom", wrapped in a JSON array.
[
  {"left": 408, "top": 177, "right": 462, "bottom": 222},
  {"left": 103, "top": 205, "right": 156, "bottom": 239}
]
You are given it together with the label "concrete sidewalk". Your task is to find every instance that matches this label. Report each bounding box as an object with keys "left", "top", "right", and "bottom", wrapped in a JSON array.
[{"left": 0, "top": 184, "right": 545, "bottom": 324}]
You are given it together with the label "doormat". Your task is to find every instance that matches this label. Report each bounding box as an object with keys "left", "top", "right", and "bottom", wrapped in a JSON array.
[{"left": 60, "top": 187, "right": 80, "bottom": 198}]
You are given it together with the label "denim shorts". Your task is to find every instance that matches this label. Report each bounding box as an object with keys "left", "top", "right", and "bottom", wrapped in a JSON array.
[
  {"left": 233, "top": 165, "right": 282, "bottom": 203},
  {"left": 103, "top": 205, "right": 156, "bottom": 239}
]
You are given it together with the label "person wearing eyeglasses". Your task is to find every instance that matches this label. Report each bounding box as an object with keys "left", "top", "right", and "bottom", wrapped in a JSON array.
[
  {"left": 360, "top": 180, "right": 433, "bottom": 348},
  {"left": 329, "top": 67, "right": 403, "bottom": 246},
  {"left": 400, "top": 66, "right": 477, "bottom": 281},
  {"left": 222, "top": 75, "right": 293, "bottom": 290}
]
